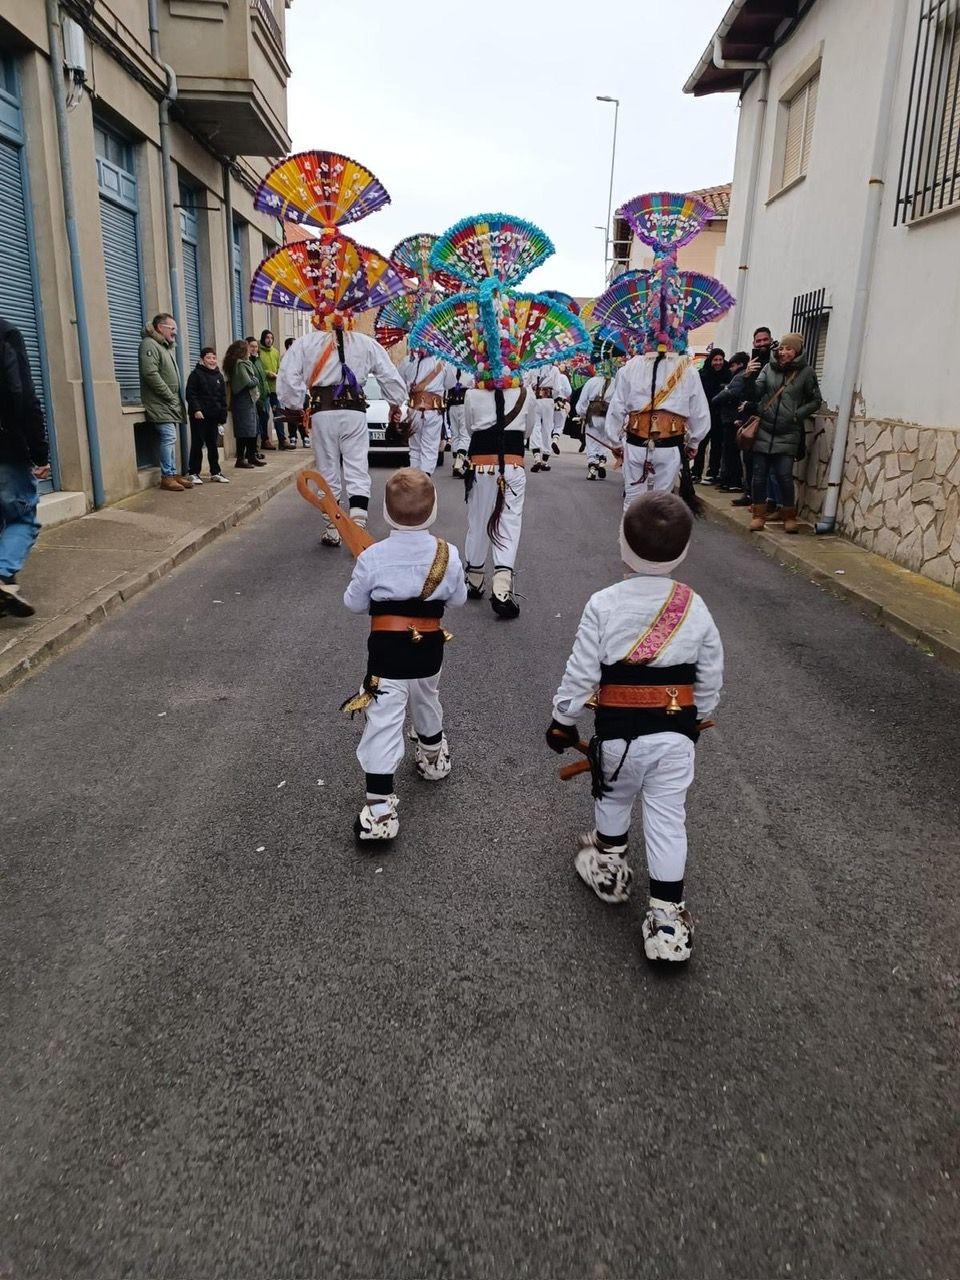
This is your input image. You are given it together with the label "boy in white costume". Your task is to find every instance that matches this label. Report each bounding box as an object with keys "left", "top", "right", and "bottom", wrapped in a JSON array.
[
  {"left": 525, "top": 363, "right": 563, "bottom": 472},
  {"left": 398, "top": 350, "right": 447, "bottom": 476},
  {"left": 278, "top": 325, "right": 406, "bottom": 546},
  {"left": 547, "top": 492, "right": 723, "bottom": 962},
  {"left": 342, "top": 468, "right": 467, "bottom": 843},
  {"left": 443, "top": 363, "right": 475, "bottom": 478},
  {"left": 576, "top": 369, "right": 616, "bottom": 480}
]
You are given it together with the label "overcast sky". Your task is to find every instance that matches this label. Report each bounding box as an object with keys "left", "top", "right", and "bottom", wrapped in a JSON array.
[{"left": 285, "top": 1, "right": 739, "bottom": 299}]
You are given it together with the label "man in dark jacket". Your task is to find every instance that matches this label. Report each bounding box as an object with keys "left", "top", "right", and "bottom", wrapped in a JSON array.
[{"left": 0, "top": 318, "right": 50, "bottom": 617}]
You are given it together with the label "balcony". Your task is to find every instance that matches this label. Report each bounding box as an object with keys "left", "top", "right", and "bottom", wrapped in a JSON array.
[{"left": 161, "top": 0, "right": 292, "bottom": 157}]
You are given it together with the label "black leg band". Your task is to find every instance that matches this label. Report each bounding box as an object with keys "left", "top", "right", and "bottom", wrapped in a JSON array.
[
  {"left": 649, "top": 877, "right": 684, "bottom": 903},
  {"left": 597, "top": 829, "right": 629, "bottom": 848},
  {"left": 365, "top": 772, "right": 394, "bottom": 796},
  {"left": 417, "top": 730, "right": 443, "bottom": 746},
  {"left": 349, "top": 495, "right": 370, "bottom": 511}
]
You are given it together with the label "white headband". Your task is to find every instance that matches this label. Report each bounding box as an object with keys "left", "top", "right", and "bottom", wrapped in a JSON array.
[
  {"left": 619, "top": 522, "right": 689, "bottom": 576},
  {"left": 383, "top": 492, "right": 438, "bottom": 532}
]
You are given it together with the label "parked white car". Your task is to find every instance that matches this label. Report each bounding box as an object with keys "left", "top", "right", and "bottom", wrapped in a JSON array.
[{"left": 364, "top": 376, "right": 408, "bottom": 462}]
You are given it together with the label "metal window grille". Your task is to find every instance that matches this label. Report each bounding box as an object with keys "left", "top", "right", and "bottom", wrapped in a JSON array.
[
  {"left": 896, "top": 0, "right": 960, "bottom": 223},
  {"left": 791, "top": 288, "right": 831, "bottom": 378}
]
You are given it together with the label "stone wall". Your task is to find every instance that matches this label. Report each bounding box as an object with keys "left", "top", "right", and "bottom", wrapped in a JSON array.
[{"left": 795, "top": 415, "right": 960, "bottom": 590}]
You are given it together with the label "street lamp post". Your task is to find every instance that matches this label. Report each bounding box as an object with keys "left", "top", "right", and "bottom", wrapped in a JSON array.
[{"left": 596, "top": 94, "right": 620, "bottom": 283}]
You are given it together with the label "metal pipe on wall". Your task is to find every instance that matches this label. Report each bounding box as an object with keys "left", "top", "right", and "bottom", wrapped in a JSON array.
[
  {"left": 147, "top": 0, "right": 188, "bottom": 470},
  {"left": 222, "top": 159, "right": 235, "bottom": 337},
  {"left": 816, "top": 2, "right": 908, "bottom": 535},
  {"left": 45, "top": 0, "right": 106, "bottom": 509},
  {"left": 730, "top": 65, "right": 769, "bottom": 352}
]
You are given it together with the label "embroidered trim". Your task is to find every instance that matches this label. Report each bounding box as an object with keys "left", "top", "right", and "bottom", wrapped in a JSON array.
[
  {"left": 622, "top": 582, "right": 694, "bottom": 664},
  {"left": 419, "top": 538, "right": 449, "bottom": 600}
]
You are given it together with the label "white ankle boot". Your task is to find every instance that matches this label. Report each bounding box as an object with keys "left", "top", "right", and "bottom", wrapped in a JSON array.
[
  {"left": 641, "top": 898, "right": 694, "bottom": 962},
  {"left": 574, "top": 831, "right": 633, "bottom": 904},
  {"left": 354, "top": 795, "right": 400, "bottom": 842},
  {"left": 415, "top": 734, "right": 451, "bottom": 781}
]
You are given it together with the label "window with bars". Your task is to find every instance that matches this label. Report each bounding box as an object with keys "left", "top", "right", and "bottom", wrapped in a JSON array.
[
  {"left": 896, "top": 0, "right": 960, "bottom": 223},
  {"left": 791, "top": 288, "right": 831, "bottom": 379},
  {"left": 779, "top": 72, "right": 819, "bottom": 189}
]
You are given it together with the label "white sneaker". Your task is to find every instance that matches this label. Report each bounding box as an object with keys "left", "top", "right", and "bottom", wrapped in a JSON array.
[
  {"left": 642, "top": 898, "right": 694, "bottom": 962},
  {"left": 354, "top": 795, "right": 400, "bottom": 843},
  {"left": 320, "top": 527, "right": 342, "bottom": 547},
  {"left": 186, "top": 474, "right": 203, "bottom": 486},
  {"left": 349, "top": 509, "right": 368, "bottom": 528},
  {"left": 415, "top": 735, "right": 451, "bottom": 781},
  {"left": 209, "top": 472, "right": 230, "bottom": 483},
  {"left": 574, "top": 832, "right": 632, "bottom": 904}
]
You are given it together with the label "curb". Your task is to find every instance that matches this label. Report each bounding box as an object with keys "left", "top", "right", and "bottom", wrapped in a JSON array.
[
  {"left": 0, "top": 467, "right": 299, "bottom": 697},
  {"left": 702, "top": 496, "right": 960, "bottom": 671}
]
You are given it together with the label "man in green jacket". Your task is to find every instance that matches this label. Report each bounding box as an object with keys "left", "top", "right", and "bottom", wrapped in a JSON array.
[{"left": 138, "top": 313, "right": 188, "bottom": 492}]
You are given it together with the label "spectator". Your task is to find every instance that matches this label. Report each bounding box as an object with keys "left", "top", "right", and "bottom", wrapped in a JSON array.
[
  {"left": 246, "top": 337, "right": 274, "bottom": 451},
  {"left": 138, "top": 312, "right": 188, "bottom": 491},
  {"left": 715, "top": 325, "right": 774, "bottom": 507},
  {"left": 747, "top": 333, "right": 821, "bottom": 535},
  {"left": 185, "top": 346, "right": 229, "bottom": 485},
  {"left": 0, "top": 318, "right": 50, "bottom": 617},
  {"left": 694, "top": 348, "right": 729, "bottom": 483},
  {"left": 224, "top": 340, "right": 265, "bottom": 470},
  {"left": 258, "top": 329, "right": 292, "bottom": 450},
  {"left": 284, "top": 337, "right": 295, "bottom": 352},
  {"left": 278, "top": 336, "right": 309, "bottom": 448},
  {"left": 714, "top": 350, "right": 749, "bottom": 491}
]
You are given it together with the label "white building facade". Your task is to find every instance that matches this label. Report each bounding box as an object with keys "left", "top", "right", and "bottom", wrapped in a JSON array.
[{"left": 686, "top": 0, "right": 960, "bottom": 590}]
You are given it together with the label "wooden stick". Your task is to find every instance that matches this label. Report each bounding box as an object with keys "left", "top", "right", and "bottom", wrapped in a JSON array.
[{"left": 296, "top": 468, "right": 375, "bottom": 557}]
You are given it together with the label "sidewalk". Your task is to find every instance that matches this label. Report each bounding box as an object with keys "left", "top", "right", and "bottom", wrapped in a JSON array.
[
  {"left": 0, "top": 451, "right": 305, "bottom": 695},
  {"left": 698, "top": 483, "right": 960, "bottom": 669}
]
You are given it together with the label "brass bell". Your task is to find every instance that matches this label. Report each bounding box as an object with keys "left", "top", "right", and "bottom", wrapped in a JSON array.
[
  {"left": 665, "top": 687, "right": 681, "bottom": 714},
  {"left": 408, "top": 624, "right": 423, "bottom": 644},
  {"left": 442, "top": 628, "right": 454, "bottom": 643}
]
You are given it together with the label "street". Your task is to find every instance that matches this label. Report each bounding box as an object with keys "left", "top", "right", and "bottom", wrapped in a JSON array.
[{"left": 2, "top": 451, "right": 959, "bottom": 1279}]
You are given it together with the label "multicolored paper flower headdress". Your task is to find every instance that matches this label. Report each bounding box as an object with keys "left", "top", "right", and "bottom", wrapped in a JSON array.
[
  {"left": 249, "top": 150, "right": 410, "bottom": 328},
  {"left": 607, "top": 192, "right": 735, "bottom": 353},
  {"left": 374, "top": 234, "right": 461, "bottom": 347},
  {"left": 409, "top": 214, "right": 590, "bottom": 389}
]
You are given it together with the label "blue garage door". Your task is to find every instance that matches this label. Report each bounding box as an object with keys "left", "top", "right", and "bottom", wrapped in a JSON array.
[{"left": 95, "top": 122, "right": 145, "bottom": 404}]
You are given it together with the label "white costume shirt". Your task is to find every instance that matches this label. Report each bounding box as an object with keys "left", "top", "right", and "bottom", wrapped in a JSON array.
[
  {"left": 577, "top": 374, "right": 615, "bottom": 421},
  {"left": 553, "top": 575, "right": 723, "bottom": 724},
  {"left": 398, "top": 354, "right": 446, "bottom": 396},
  {"left": 463, "top": 386, "right": 536, "bottom": 437},
  {"left": 555, "top": 371, "right": 572, "bottom": 401},
  {"left": 604, "top": 354, "right": 711, "bottom": 448},
  {"left": 442, "top": 364, "right": 475, "bottom": 393},
  {"left": 524, "top": 364, "right": 563, "bottom": 397},
  {"left": 344, "top": 530, "right": 468, "bottom": 613},
  {"left": 277, "top": 331, "right": 406, "bottom": 409}
]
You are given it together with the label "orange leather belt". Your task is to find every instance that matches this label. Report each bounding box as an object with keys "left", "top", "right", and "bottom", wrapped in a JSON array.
[
  {"left": 370, "top": 615, "right": 443, "bottom": 633},
  {"left": 626, "top": 409, "right": 687, "bottom": 441},
  {"left": 598, "top": 683, "right": 695, "bottom": 711},
  {"left": 470, "top": 453, "right": 525, "bottom": 467},
  {"left": 410, "top": 392, "right": 444, "bottom": 412}
]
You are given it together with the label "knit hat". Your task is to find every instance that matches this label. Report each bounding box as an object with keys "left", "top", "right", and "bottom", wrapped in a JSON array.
[
  {"left": 619, "top": 492, "right": 693, "bottom": 576},
  {"left": 778, "top": 332, "right": 804, "bottom": 354},
  {"left": 383, "top": 468, "right": 438, "bottom": 531}
]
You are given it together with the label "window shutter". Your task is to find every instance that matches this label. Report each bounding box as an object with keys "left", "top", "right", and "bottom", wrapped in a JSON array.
[
  {"left": 800, "top": 74, "right": 819, "bottom": 174},
  {"left": 812, "top": 314, "right": 829, "bottom": 379},
  {"left": 182, "top": 239, "right": 202, "bottom": 366},
  {"left": 933, "top": 24, "right": 960, "bottom": 206},
  {"left": 0, "top": 140, "right": 46, "bottom": 424},
  {"left": 232, "top": 220, "right": 245, "bottom": 339},
  {"left": 99, "top": 198, "right": 144, "bottom": 403}
]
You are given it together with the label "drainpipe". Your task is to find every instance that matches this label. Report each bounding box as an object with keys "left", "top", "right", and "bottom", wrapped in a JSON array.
[
  {"left": 45, "top": 0, "right": 106, "bottom": 508},
  {"left": 147, "top": 0, "right": 188, "bottom": 470},
  {"left": 816, "top": 3, "right": 908, "bottom": 534},
  {"left": 222, "top": 159, "right": 235, "bottom": 334},
  {"left": 729, "top": 65, "right": 769, "bottom": 352}
]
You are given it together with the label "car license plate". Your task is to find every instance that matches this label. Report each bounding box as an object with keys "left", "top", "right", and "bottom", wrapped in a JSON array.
[{"left": 370, "top": 428, "right": 386, "bottom": 441}]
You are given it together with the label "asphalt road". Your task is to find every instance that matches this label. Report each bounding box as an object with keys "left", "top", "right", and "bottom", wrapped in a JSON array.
[{"left": 2, "top": 449, "right": 959, "bottom": 1279}]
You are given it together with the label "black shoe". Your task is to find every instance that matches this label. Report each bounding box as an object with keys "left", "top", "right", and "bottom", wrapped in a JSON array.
[
  {"left": 731, "top": 493, "right": 751, "bottom": 507},
  {"left": 551, "top": 439, "right": 560, "bottom": 455},
  {"left": 491, "top": 593, "right": 520, "bottom": 620},
  {"left": 0, "top": 577, "right": 34, "bottom": 618},
  {"left": 597, "top": 465, "right": 607, "bottom": 479},
  {"left": 539, "top": 461, "right": 551, "bottom": 472},
  {"left": 466, "top": 583, "right": 485, "bottom": 600}
]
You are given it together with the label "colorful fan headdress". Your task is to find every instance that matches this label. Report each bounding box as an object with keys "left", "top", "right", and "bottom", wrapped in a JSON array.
[
  {"left": 612, "top": 192, "right": 735, "bottom": 352},
  {"left": 374, "top": 234, "right": 462, "bottom": 347},
  {"left": 410, "top": 214, "right": 590, "bottom": 389},
  {"left": 250, "top": 150, "right": 410, "bottom": 328}
]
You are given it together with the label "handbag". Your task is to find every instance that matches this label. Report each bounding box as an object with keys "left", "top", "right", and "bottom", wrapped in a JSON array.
[{"left": 736, "top": 372, "right": 797, "bottom": 452}]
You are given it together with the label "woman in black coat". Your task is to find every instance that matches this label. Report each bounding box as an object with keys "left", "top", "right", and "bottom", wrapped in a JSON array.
[{"left": 185, "top": 347, "right": 229, "bottom": 482}]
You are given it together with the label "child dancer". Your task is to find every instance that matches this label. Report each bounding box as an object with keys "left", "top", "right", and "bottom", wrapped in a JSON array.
[
  {"left": 342, "top": 469, "right": 467, "bottom": 843},
  {"left": 546, "top": 491, "right": 723, "bottom": 962}
]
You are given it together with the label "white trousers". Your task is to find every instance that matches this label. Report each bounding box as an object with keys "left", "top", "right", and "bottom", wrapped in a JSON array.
[
  {"left": 553, "top": 406, "right": 566, "bottom": 439},
  {"left": 531, "top": 399, "right": 554, "bottom": 456},
  {"left": 408, "top": 410, "right": 444, "bottom": 475},
  {"left": 464, "top": 465, "right": 525, "bottom": 571},
  {"left": 357, "top": 673, "right": 444, "bottom": 780},
  {"left": 310, "top": 409, "right": 370, "bottom": 507},
  {"left": 594, "top": 733, "right": 695, "bottom": 883},
  {"left": 622, "top": 444, "right": 683, "bottom": 511},
  {"left": 583, "top": 414, "right": 608, "bottom": 464},
  {"left": 448, "top": 404, "right": 469, "bottom": 455}
]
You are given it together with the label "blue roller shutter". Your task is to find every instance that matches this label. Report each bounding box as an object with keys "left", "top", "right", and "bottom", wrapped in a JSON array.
[
  {"left": 95, "top": 124, "right": 144, "bottom": 403},
  {"left": 232, "top": 219, "right": 244, "bottom": 339},
  {"left": 179, "top": 183, "right": 203, "bottom": 365}
]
